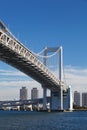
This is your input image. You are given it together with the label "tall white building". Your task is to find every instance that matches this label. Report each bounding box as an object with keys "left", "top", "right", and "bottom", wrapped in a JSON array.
[
  {"left": 20, "top": 87, "right": 28, "bottom": 100},
  {"left": 74, "top": 91, "right": 80, "bottom": 106},
  {"left": 31, "top": 88, "right": 38, "bottom": 99},
  {"left": 82, "top": 93, "right": 87, "bottom": 107}
]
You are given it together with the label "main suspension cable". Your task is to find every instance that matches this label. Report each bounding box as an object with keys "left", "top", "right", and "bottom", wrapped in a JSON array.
[{"left": 34, "top": 47, "right": 61, "bottom": 58}]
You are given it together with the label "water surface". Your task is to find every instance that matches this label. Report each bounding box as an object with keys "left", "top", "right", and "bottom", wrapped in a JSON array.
[{"left": 0, "top": 111, "right": 87, "bottom": 130}]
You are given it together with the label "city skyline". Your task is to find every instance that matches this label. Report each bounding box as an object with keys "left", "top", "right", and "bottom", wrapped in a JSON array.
[{"left": 0, "top": 0, "right": 87, "bottom": 100}]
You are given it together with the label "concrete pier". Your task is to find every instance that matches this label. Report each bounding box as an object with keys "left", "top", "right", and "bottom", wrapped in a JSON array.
[
  {"left": 43, "top": 86, "right": 47, "bottom": 110},
  {"left": 50, "top": 88, "right": 63, "bottom": 111}
]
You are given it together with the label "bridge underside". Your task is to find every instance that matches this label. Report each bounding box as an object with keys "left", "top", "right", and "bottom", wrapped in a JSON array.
[{"left": 0, "top": 43, "right": 60, "bottom": 91}]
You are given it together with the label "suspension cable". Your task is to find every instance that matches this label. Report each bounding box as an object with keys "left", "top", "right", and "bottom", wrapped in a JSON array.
[
  {"left": 34, "top": 47, "right": 61, "bottom": 58},
  {"left": 36, "top": 47, "right": 47, "bottom": 55}
]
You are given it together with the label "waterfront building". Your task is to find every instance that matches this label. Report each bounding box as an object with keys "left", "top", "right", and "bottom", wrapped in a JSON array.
[
  {"left": 82, "top": 93, "right": 87, "bottom": 107},
  {"left": 20, "top": 87, "right": 28, "bottom": 100},
  {"left": 74, "top": 91, "right": 80, "bottom": 107},
  {"left": 31, "top": 88, "right": 38, "bottom": 99}
]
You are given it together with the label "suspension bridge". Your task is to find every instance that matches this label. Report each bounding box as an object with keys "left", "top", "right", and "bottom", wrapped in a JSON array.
[{"left": 0, "top": 20, "right": 73, "bottom": 111}]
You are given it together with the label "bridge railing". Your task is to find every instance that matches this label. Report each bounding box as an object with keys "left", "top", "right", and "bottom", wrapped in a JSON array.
[{"left": 0, "top": 29, "right": 64, "bottom": 87}]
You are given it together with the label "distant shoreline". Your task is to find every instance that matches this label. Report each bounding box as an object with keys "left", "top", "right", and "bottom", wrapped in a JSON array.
[{"left": 74, "top": 109, "right": 87, "bottom": 111}]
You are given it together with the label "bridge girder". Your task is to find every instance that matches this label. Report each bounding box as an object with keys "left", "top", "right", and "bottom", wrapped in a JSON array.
[{"left": 0, "top": 29, "right": 64, "bottom": 91}]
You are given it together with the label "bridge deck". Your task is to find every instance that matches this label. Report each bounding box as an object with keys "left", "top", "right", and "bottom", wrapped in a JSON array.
[{"left": 0, "top": 29, "right": 64, "bottom": 91}]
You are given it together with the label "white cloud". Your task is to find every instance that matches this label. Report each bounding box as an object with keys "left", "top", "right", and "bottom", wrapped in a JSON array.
[
  {"left": 64, "top": 66, "right": 87, "bottom": 93},
  {"left": 0, "top": 78, "right": 43, "bottom": 100},
  {"left": 0, "top": 69, "right": 27, "bottom": 76},
  {"left": 0, "top": 65, "right": 87, "bottom": 100}
]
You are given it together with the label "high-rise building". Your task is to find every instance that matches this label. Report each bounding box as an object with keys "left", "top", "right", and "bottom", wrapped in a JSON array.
[
  {"left": 20, "top": 87, "right": 28, "bottom": 100},
  {"left": 74, "top": 91, "right": 80, "bottom": 106},
  {"left": 31, "top": 88, "right": 38, "bottom": 99},
  {"left": 82, "top": 93, "right": 87, "bottom": 107}
]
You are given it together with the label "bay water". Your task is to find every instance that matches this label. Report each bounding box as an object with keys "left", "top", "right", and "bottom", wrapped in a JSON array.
[{"left": 0, "top": 110, "right": 87, "bottom": 130}]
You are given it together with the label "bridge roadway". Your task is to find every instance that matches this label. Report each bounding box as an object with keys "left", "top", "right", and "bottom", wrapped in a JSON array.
[
  {"left": 0, "top": 97, "right": 50, "bottom": 107},
  {"left": 0, "top": 27, "right": 64, "bottom": 91}
]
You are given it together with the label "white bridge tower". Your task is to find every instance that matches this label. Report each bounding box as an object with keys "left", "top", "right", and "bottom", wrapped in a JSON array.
[{"left": 42, "top": 46, "right": 63, "bottom": 111}]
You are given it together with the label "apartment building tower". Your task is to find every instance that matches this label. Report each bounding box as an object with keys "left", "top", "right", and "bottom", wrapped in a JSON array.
[
  {"left": 31, "top": 88, "right": 38, "bottom": 100},
  {"left": 20, "top": 87, "right": 28, "bottom": 100},
  {"left": 74, "top": 91, "right": 80, "bottom": 106},
  {"left": 82, "top": 93, "right": 87, "bottom": 107}
]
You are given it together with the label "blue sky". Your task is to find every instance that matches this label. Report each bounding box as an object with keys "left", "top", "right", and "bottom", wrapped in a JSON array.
[{"left": 0, "top": 0, "right": 87, "bottom": 100}]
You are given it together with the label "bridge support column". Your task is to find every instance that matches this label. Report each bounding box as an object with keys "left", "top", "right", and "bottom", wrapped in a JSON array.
[
  {"left": 63, "top": 86, "right": 73, "bottom": 111},
  {"left": 50, "top": 87, "right": 63, "bottom": 111},
  {"left": 43, "top": 86, "right": 47, "bottom": 110}
]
